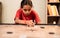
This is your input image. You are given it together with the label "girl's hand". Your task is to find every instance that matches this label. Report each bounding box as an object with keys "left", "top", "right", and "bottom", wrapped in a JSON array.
[{"left": 26, "top": 20, "right": 35, "bottom": 27}]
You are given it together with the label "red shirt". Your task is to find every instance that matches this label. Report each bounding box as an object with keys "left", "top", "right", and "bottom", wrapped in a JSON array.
[{"left": 14, "top": 9, "right": 41, "bottom": 23}]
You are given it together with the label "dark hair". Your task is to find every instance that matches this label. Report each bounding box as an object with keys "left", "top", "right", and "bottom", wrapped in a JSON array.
[{"left": 21, "top": 0, "right": 33, "bottom": 8}]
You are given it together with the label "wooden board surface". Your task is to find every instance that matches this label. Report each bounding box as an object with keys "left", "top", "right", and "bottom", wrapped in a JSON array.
[{"left": 0, "top": 25, "right": 60, "bottom": 38}]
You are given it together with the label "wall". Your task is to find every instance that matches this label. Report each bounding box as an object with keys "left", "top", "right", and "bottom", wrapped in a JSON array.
[{"left": 0, "top": 0, "right": 47, "bottom": 24}]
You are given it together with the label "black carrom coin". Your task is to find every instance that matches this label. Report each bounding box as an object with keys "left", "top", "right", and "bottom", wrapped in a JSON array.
[
  {"left": 40, "top": 27, "right": 45, "bottom": 29},
  {"left": 7, "top": 32, "right": 13, "bottom": 34},
  {"left": 49, "top": 32, "right": 55, "bottom": 34}
]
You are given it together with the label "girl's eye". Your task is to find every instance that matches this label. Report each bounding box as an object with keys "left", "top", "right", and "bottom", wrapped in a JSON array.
[
  {"left": 24, "top": 9, "right": 27, "bottom": 11},
  {"left": 28, "top": 9, "right": 31, "bottom": 11}
]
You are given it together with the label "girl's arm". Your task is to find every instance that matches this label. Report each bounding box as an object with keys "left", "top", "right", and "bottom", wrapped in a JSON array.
[
  {"left": 14, "top": 17, "right": 26, "bottom": 24},
  {"left": 14, "top": 17, "right": 35, "bottom": 27},
  {"left": 32, "top": 10, "right": 41, "bottom": 24}
]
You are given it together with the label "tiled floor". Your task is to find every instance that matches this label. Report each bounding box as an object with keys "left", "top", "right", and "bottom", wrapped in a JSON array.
[{"left": 0, "top": 25, "right": 60, "bottom": 38}]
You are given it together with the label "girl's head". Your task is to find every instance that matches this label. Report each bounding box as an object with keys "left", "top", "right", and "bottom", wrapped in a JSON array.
[{"left": 21, "top": 0, "right": 33, "bottom": 15}]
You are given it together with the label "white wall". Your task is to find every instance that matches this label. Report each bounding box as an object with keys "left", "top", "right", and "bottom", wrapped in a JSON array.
[{"left": 0, "top": 0, "right": 47, "bottom": 24}]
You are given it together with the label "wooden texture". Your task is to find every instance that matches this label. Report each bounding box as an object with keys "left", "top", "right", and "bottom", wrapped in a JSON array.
[{"left": 0, "top": 25, "right": 60, "bottom": 38}]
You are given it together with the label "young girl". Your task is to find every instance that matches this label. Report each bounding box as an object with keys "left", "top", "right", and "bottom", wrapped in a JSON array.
[{"left": 14, "top": 0, "right": 41, "bottom": 27}]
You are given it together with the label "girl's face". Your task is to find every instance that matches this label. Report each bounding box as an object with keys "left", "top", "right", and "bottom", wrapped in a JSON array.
[{"left": 22, "top": 5, "right": 32, "bottom": 15}]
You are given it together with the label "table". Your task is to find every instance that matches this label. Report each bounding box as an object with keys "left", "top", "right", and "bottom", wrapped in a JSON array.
[{"left": 0, "top": 25, "right": 60, "bottom": 38}]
